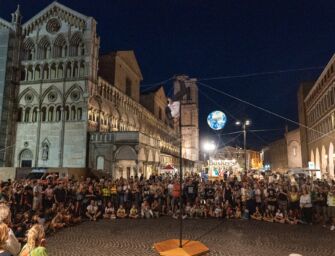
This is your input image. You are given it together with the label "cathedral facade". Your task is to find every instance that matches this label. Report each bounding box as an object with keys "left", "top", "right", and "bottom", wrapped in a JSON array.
[{"left": 0, "top": 2, "right": 199, "bottom": 178}]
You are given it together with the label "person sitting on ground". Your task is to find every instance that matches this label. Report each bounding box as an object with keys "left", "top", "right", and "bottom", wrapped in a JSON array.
[
  {"left": 208, "top": 203, "right": 215, "bottom": 218},
  {"left": 11, "top": 214, "right": 25, "bottom": 243},
  {"left": 0, "top": 203, "right": 21, "bottom": 256},
  {"left": 214, "top": 204, "right": 222, "bottom": 218},
  {"left": 273, "top": 208, "right": 285, "bottom": 223},
  {"left": 129, "top": 205, "right": 138, "bottom": 219},
  {"left": 195, "top": 203, "right": 202, "bottom": 218},
  {"left": 185, "top": 202, "right": 192, "bottom": 218},
  {"left": 116, "top": 205, "right": 127, "bottom": 219},
  {"left": 67, "top": 202, "right": 81, "bottom": 225},
  {"left": 86, "top": 200, "right": 101, "bottom": 221},
  {"left": 263, "top": 209, "right": 274, "bottom": 222},
  {"left": 50, "top": 211, "right": 65, "bottom": 232},
  {"left": 58, "top": 203, "right": 71, "bottom": 226},
  {"left": 235, "top": 206, "right": 242, "bottom": 219},
  {"left": 103, "top": 202, "right": 115, "bottom": 220},
  {"left": 151, "top": 200, "right": 160, "bottom": 218},
  {"left": 223, "top": 201, "right": 234, "bottom": 219},
  {"left": 190, "top": 203, "right": 197, "bottom": 218},
  {"left": 201, "top": 203, "right": 208, "bottom": 218},
  {"left": 251, "top": 206, "right": 263, "bottom": 221},
  {"left": 19, "top": 224, "right": 47, "bottom": 256},
  {"left": 286, "top": 209, "right": 298, "bottom": 225},
  {"left": 141, "top": 201, "right": 153, "bottom": 219},
  {"left": 242, "top": 206, "right": 250, "bottom": 220},
  {"left": 0, "top": 222, "right": 11, "bottom": 256}
]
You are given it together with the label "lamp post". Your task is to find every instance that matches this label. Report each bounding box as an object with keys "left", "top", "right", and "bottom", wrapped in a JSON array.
[{"left": 235, "top": 120, "right": 251, "bottom": 172}]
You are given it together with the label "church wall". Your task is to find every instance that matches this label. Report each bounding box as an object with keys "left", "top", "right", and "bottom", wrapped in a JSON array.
[
  {"left": 15, "top": 122, "right": 38, "bottom": 167},
  {"left": 62, "top": 121, "right": 87, "bottom": 167}
]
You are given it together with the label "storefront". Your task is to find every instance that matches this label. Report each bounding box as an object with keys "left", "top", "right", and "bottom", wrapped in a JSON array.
[{"left": 207, "top": 158, "right": 242, "bottom": 179}]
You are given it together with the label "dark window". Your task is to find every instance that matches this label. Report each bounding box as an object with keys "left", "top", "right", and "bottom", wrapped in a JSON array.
[
  {"left": 187, "top": 87, "right": 191, "bottom": 101},
  {"left": 159, "top": 108, "right": 162, "bottom": 120},
  {"left": 126, "top": 78, "right": 132, "bottom": 97},
  {"left": 21, "top": 160, "right": 32, "bottom": 168}
]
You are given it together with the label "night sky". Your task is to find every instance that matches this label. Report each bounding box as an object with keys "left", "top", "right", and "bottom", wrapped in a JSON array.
[{"left": 1, "top": 0, "right": 335, "bottom": 150}]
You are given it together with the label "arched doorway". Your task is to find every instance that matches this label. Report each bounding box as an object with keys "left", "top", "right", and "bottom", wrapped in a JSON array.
[
  {"left": 329, "top": 143, "right": 334, "bottom": 178},
  {"left": 19, "top": 149, "right": 33, "bottom": 167},
  {"left": 115, "top": 145, "right": 137, "bottom": 179}
]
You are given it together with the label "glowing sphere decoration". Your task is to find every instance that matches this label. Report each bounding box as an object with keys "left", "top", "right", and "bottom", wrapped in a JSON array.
[{"left": 207, "top": 111, "right": 227, "bottom": 130}]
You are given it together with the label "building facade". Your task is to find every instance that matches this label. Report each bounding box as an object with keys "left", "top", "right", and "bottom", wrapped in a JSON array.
[
  {"left": 299, "top": 54, "right": 335, "bottom": 178},
  {"left": 262, "top": 128, "right": 303, "bottom": 172},
  {"left": 0, "top": 2, "right": 199, "bottom": 178}
]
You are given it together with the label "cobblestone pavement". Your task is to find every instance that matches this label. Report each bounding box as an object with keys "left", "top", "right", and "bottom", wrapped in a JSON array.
[{"left": 46, "top": 218, "right": 335, "bottom": 256}]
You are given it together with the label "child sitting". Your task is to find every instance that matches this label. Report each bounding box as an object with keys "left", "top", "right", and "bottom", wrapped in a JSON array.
[
  {"left": 274, "top": 209, "right": 285, "bottom": 223},
  {"left": 223, "top": 201, "right": 234, "bottom": 219},
  {"left": 117, "top": 205, "right": 127, "bottom": 219},
  {"left": 151, "top": 200, "right": 160, "bottom": 218},
  {"left": 214, "top": 204, "right": 223, "bottom": 218},
  {"left": 103, "top": 202, "right": 115, "bottom": 220},
  {"left": 195, "top": 203, "right": 203, "bottom": 218},
  {"left": 242, "top": 206, "right": 249, "bottom": 220},
  {"left": 185, "top": 202, "right": 192, "bottom": 218},
  {"left": 263, "top": 209, "right": 274, "bottom": 222},
  {"left": 235, "top": 206, "right": 242, "bottom": 219},
  {"left": 86, "top": 200, "right": 101, "bottom": 221},
  {"left": 251, "top": 206, "right": 263, "bottom": 221},
  {"left": 141, "top": 200, "right": 153, "bottom": 219},
  {"left": 129, "top": 205, "right": 139, "bottom": 219}
]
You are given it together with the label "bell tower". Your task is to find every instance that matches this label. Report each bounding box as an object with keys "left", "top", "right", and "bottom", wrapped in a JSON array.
[
  {"left": 174, "top": 75, "right": 199, "bottom": 163},
  {"left": 0, "top": 5, "right": 22, "bottom": 166}
]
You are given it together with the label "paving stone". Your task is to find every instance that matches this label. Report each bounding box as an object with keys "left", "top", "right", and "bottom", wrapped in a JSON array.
[{"left": 46, "top": 218, "right": 335, "bottom": 256}]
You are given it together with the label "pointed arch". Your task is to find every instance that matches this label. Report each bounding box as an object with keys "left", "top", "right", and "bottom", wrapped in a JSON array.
[
  {"left": 321, "top": 145, "right": 327, "bottom": 173},
  {"left": 37, "top": 35, "right": 51, "bottom": 59},
  {"left": 19, "top": 149, "right": 33, "bottom": 167},
  {"left": 310, "top": 150, "right": 314, "bottom": 164},
  {"left": 329, "top": 143, "right": 334, "bottom": 178},
  {"left": 53, "top": 33, "right": 67, "bottom": 58},
  {"left": 69, "top": 31, "right": 83, "bottom": 57},
  {"left": 315, "top": 147, "right": 320, "bottom": 170},
  {"left": 18, "top": 87, "right": 39, "bottom": 104},
  {"left": 22, "top": 37, "right": 35, "bottom": 60},
  {"left": 65, "top": 84, "right": 84, "bottom": 103},
  {"left": 41, "top": 85, "right": 63, "bottom": 104}
]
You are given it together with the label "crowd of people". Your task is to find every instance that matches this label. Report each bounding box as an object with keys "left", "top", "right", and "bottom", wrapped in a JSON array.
[{"left": 0, "top": 170, "right": 334, "bottom": 255}]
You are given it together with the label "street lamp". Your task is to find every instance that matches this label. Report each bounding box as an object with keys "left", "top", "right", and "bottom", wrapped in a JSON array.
[
  {"left": 235, "top": 119, "right": 251, "bottom": 172},
  {"left": 203, "top": 141, "right": 216, "bottom": 162},
  {"left": 203, "top": 141, "right": 216, "bottom": 152}
]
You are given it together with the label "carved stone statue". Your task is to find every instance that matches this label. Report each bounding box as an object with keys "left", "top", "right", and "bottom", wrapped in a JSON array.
[{"left": 42, "top": 143, "right": 49, "bottom": 161}]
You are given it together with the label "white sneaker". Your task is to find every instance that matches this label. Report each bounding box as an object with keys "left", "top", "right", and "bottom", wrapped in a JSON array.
[{"left": 330, "top": 225, "right": 335, "bottom": 231}]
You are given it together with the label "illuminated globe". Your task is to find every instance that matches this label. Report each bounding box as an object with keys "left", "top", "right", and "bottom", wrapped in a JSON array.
[{"left": 207, "top": 111, "right": 227, "bottom": 130}]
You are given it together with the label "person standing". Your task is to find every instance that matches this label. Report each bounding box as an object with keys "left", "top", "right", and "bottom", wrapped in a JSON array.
[
  {"left": 32, "top": 181, "right": 42, "bottom": 212},
  {"left": 300, "top": 188, "right": 313, "bottom": 224}
]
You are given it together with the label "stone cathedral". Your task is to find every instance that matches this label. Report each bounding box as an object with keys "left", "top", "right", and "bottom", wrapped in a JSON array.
[{"left": 0, "top": 2, "right": 199, "bottom": 179}]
